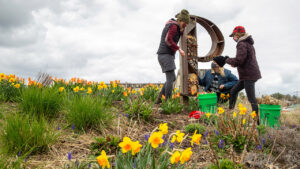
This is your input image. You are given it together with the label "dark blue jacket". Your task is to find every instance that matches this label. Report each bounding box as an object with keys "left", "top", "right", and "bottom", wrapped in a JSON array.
[{"left": 198, "top": 69, "right": 238, "bottom": 93}]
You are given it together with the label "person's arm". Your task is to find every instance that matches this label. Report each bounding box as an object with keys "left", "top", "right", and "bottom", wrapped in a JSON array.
[
  {"left": 226, "top": 42, "right": 247, "bottom": 67},
  {"left": 223, "top": 72, "right": 238, "bottom": 89},
  {"left": 165, "top": 24, "right": 180, "bottom": 52}
]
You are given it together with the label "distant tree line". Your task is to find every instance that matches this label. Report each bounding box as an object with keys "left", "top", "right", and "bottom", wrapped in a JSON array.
[{"left": 270, "top": 92, "right": 299, "bottom": 102}]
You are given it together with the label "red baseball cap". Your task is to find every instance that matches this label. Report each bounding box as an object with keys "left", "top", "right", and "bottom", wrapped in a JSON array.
[{"left": 229, "top": 26, "right": 246, "bottom": 37}]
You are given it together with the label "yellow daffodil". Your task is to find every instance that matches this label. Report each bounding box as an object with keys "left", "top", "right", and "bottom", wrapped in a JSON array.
[
  {"left": 148, "top": 132, "right": 164, "bottom": 149},
  {"left": 171, "top": 130, "right": 185, "bottom": 143},
  {"left": 131, "top": 141, "right": 142, "bottom": 155},
  {"left": 220, "top": 93, "right": 225, "bottom": 99},
  {"left": 233, "top": 112, "right": 237, "bottom": 118},
  {"left": 80, "top": 87, "right": 85, "bottom": 91},
  {"left": 160, "top": 84, "right": 163, "bottom": 88},
  {"left": 170, "top": 151, "right": 181, "bottom": 164},
  {"left": 59, "top": 87, "right": 64, "bottom": 92},
  {"left": 159, "top": 123, "right": 168, "bottom": 135},
  {"left": 162, "top": 95, "right": 165, "bottom": 100},
  {"left": 191, "top": 130, "right": 202, "bottom": 146},
  {"left": 206, "top": 113, "right": 211, "bottom": 119},
  {"left": 38, "top": 83, "right": 42, "bottom": 88},
  {"left": 180, "top": 147, "right": 192, "bottom": 164},
  {"left": 140, "top": 91, "right": 143, "bottom": 96},
  {"left": 96, "top": 150, "right": 110, "bottom": 169},
  {"left": 14, "top": 84, "right": 20, "bottom": 89},
  {"left": 140, "top": 88, "right": 144, "bottom": 92},
  {"left": 227, "top": 93, "right": 230, "bottom": 98},
  {"left": 242, "top": 119, "right": 246, "bottom": 125},
  {"left": 218, "top": 107, "right": 224, "bottom": 114},
  {"left": 100, "top": 81, "right": 105, "bottom": 86},
  {"left": 112, "top": 89, "right": 115, "bottom": 93},
  {"left": 9, "top": 78, "right": 15, "bottom": 83},
  {"left": 113, "top": 83, "right": 117, "bottom": 88},
  {"left": 73, "top": 86, "right": 79, "bottom": 92},
  {"left": 239, "top": 103, "right": 247, "bottom": 115},
  {"left": 87, "top": 87, "right": 92, "bottom": 94},
  {"left": 123, "top": 91, "right": 128, "bottom": 97},
  {"left": 119, "top": 137, "right": 133, "bottom": 153},
  {"left": 103, "top": 84, "right": 108, "bottom": 89},
  {"left": 251, "top": 111, "right": 256, "bottom": 119},
  {"left": 132, "top": 89, "right": 136, "bottom": 94}
]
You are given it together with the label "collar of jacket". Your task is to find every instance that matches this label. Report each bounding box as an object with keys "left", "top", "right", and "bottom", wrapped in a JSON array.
[{"left": 238, "top": 33, "right": 250, "bottom": 42}]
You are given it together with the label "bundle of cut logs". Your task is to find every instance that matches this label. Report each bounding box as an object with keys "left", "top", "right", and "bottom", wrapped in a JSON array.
[{"left": 187, "top": 35, "right": 198, "bottom": 96}]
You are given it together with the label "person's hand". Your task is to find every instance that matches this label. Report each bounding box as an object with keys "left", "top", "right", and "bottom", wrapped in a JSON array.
[
  {"left": 179, "top": 48, "right": 185, "bottom": 57},
  {"left": 219, "top": 84, "right": 224, "bottom": 89}
]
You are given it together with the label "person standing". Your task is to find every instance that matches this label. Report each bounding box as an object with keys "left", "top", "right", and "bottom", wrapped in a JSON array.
[
  {"left": 155, "top": 9, "right": 190, "bottom": 104},
  {"left": 214, "top": 26, "right": 261, "bottom": 124}
]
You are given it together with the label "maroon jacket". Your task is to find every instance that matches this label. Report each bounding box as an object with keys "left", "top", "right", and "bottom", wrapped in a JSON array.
[{"left": 226, "top": 35, "right": 261, "bottom": 80}]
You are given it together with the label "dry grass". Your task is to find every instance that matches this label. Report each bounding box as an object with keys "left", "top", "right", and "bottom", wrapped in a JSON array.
[{"left": 281, "top": 105, "right": 300, "bottom": 127}]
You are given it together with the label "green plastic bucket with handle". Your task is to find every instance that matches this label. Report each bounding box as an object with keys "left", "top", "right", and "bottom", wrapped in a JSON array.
[
  {"left": 259, "top": 104, "right": 281, "bottom": 128},
  {"left": 198, "top": 93, "right": 217, "bottom": 113}
]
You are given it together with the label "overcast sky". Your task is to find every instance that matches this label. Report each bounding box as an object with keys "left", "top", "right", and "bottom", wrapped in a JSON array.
[{"left": 0, "top": 0, "right": 299, "bottom": 95}]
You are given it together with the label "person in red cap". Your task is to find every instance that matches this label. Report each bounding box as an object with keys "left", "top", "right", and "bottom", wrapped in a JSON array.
[{"left": 214, "top": 26, "right": 261, "bottom": 124}]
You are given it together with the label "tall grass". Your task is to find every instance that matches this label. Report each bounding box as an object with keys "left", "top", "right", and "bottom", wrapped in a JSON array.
[
  {"left": 20, "top": 87, "right": 64, "bottom": 119},
  {"left": 0, "top": 113, "right": 59, "bottom": 156},
  {"left": 67, "top": 95, "right": 114, "bottom": 132}
]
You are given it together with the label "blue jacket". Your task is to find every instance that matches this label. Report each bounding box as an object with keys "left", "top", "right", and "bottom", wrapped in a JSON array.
[{"left": 198, "top": 69, "right": 238, "bottom": 93}]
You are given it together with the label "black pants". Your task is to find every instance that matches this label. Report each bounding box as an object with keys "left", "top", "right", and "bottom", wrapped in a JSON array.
[
  {"left": 229, "top": 80, "right": 259, "bottom": 123},
  {"left": 158, "top": 70, "right": 176, "bottom": 100}
]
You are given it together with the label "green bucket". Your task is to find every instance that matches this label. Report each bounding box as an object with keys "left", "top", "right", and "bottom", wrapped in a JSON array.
[
  {"left": 198, "top": 93, "right": 217, "bottom": 113},
  {"left": 259, "top": 104, "right": 281, "bottom": 128}
]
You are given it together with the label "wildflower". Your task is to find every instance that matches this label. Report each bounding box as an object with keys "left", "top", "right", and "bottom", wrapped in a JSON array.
[
  {"left": 112, "top": 89, "right": 115, "bottom": 93},
  {"left": 170, "top": 151, "right": 181, "bottom": 164},
  {"left": 14, "top": 84, "right": 20, "bottom": 89},
  {"left": 219, "top": 139, "right": 224, "bottom": 149},
  {"left": 251, "top": 111, "right": 256, "bottom": 119},
  {"left": 97, "top": 150, "right": 110, "bottom": 169},
  {"left": 59, "top": 87, "right": 64, "bottom": 92},
  {"left": 214, "top": 130, "right": 219, "bottom": 136},
  {"left": 72, "top": 124, "right": 75, "bottom": 130},
  {"left": 149, "top": 131, "right": 164, "bottom": 149},
  {"left": 191, "top": 130, "right": 202, "bottom": 146},
  {"left": 233, "top": 112, "right": 237, "bottom": 118},
  {"left": 218, "top": 107, "right": 224, "bottom": 114},
  {"left": 80, "top": 87, "right": 85, "bottom": 91},
  {"left": 180, "top": 147, "right": 192, "bottom": 164},
  {"left": 68, "top": 152, "right": 72, "bottom": 160},
  {"left": 262, "top": 138, "right": 266, "bottom": 145},
  {"left": 242, "top": 119, "right": 246, "bottom": 125},
  {"left": 170, "top": 143, "right": 174, "bottom": 149},
  {"left": 18, "top": 151, "right": 21, "bottom": 157},
  {"left": 123, "top": 91, "right": 128, "bottom": 97},
  {"left": 119, "top": 137, "right": 133, "bottom": 153},
  {"left": 57, "top": 125, "right": 61, "bottom": 130},
  {"left": 171, "top": 130, "right": 185, "bottom": 143},
  {"left": 73, "top": 86, "right": 79, "bottom": 92},
  {"left": 239, "top": 103, "right": 247, "bottom": 115},
  {"left": 144, "top": 134, "right": 149, "bottom": 141},
  {"left": 257, "top": 144, "right": 262, "bottom": 150},
  {"left": 131, "top": 141, "right": 142, "bottom": 155},
  {"left": 159, "top": 123, "right": 168, "bottom": 135},
  {"left": 87, "top": 87, "right": 92, "bottom": 94},
  {"left": 206, "top": 112, "right": 211, "bottom": 119},
  {"left": 204, "top": 131, "right": 208, "bottom": 138}
]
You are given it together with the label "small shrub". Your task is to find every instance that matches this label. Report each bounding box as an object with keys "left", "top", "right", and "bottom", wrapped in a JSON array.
[
  {"left": 161, "top": 97, "right": 183, "bottom": 114},
  {"left": 0, "top": 113, "right": 59, "bottom": 155},
  {"left": 188, "top": 97, "right": 199, "bottom": 112},
  {"left": 141, "top": 84, "right": 159, "bottom": 102},
  {"left": 123, "top": 96, "right": 153, "bottom": 121},
  {"left": 67, "top": 95, "right": 114, "bottom": 132},
  {"left": 208, "top": 158, "right": 244, "bottom": 169},
  {"left": 184, "top": 123, "right": 206, "bottom": 134},
  {"left": 90, "top": 135, "right": 120, "bottom": 155},
  {"left": 20, "top": 87, "right": 64, "bottom": 119}
]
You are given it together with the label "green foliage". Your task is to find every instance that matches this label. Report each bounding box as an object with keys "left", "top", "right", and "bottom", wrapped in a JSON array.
[
  {"left": 20, "top": 86, "right": 64, "bottom": 119},
  {"left": 184, "top": 123, "right": 206, "bottom": 134},
  {"left": 188, "top": 97, "right": 199, "bottom": 112},
  {"left": 208, "top": 158, "right": 244, "bottom": 169},
  {"left": 123, "top": 96, "right": 152, "bottom": 121},
  {"left": 141, "top": 85, "right": 159, "bottom": 102},
  {"left": 256, "top": 125, "right": 267, "bottom": 135},
  {"left": 63, "top": 160, "right": 94, "bottom": 169},
  {"left": 161, "top": 97, "right": 184, "bottom": 114},
  {"left": 90, "top": 135, "right": 120, "bottom": 155},
  {"left": 67, "top": 95, "right": 114, "bottom": 132},
  {"left": 0, "top": 113, "right": 59, "bottom": 156},
  {"left": 0, "top": 80, "right": 23, "bottom": 102}
]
